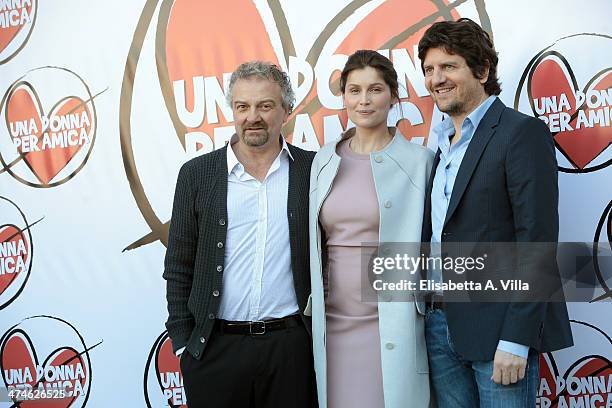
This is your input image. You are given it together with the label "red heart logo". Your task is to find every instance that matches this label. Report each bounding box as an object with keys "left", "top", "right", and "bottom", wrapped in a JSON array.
[
  {"left": 155, "top": 336, "right": 186, "bottom": 407},
  {"left": 561, "top": 356, "right": 612, "bottom": 405},
  {"left": 5, "top": 82, "right": 93, "bottom": 185},
  {"left": 539, "top": 353, "right": 559, "bottom": 401},
  {"left": 539, "top": 353, "right": 612, "bottom": 407},
  {"left": 1, "top": 331, "right": 38, "bottom": 390},
  {"left": 0, "top": 223, "right": 29, "bottom": 297},
  {"left": 0, "top": 2, "right": 33, "bottom": 54},
  {"left": 163, "top": 0, "right": 457, "bottom": 148},
  {"left": 1, "top": 331, "right": 88, "bottom": 407},
  {"left": 529, "top": 57, "right": 612, "bottom": 169}
]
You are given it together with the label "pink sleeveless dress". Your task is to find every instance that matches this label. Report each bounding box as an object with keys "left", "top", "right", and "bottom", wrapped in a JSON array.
[{"left": 319, "top": 140, "right": 384, "bottom": 408}]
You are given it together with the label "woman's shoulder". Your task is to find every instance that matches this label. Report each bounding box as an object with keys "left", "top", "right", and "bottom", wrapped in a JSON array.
[
  {"left": 313, "top": 137, "right": 340, "bottom": 163},
  {"left": 388, "top": 134, "right": 434, "bottom": 161}
]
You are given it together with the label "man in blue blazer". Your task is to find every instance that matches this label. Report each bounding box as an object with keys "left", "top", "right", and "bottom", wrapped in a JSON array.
[{"left": 419, "top": 18, "right": 573, "bottom": 407}]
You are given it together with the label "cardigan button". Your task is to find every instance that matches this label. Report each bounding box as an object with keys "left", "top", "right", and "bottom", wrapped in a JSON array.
[
  {"left": 194, "top": 351, "right": 199, "bottom": 357},
  {"left": 219, "top": 218, "right": 226, "bottom": 226},
  {"left": 199, "top": 337, "right": 206, "bottom": 343},
  {"left": 212, "top": 290, "right": 220, "bottom": 297},
  {"left": 216, "top": 265, "right": 223, "bottom": 272},
  {"left": 217, "top": 242, "right": 224, "bottom": 248},
  {"left": 208, "top": 313, "right": 215, "bottom": 320}
]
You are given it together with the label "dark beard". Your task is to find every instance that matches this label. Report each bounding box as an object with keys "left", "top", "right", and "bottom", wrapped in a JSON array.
[{"left": 439, "top": 100, "right": 465, "bottom": 116}]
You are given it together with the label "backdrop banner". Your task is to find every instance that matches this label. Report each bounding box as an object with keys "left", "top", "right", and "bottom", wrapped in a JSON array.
[{"left": 0, "top": 1, "right": 609, "bottom": 407}]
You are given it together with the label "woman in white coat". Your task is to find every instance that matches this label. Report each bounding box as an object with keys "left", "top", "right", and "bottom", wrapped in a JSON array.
[{"left": 307, "top": 50, "right": 434, "bottom": 408}]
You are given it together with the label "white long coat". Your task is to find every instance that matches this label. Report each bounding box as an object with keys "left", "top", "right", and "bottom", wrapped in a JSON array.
[{"left": 306, "top": 130, "right": 434, "bottom": 408}]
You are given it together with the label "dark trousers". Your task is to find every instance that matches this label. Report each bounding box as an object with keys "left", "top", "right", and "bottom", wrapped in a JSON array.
[{"left": 181, "top": 320, "right": 316, "bottom": 408}]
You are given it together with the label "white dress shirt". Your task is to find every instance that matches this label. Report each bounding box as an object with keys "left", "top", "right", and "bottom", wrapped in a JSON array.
[
  {"left": 216, "top": 135, "right": 299, "bottom": 321},
  {"left": 176, "top": 136, "right": 299, "bottom": 356}
]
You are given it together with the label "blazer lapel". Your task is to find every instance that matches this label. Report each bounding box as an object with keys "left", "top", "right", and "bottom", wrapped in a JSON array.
[
  {"left": 443, "top": 99, "right": 505, "bottom": 227},
  {"left": 422, "top": 149, "right": 441, "bottom": 242}
]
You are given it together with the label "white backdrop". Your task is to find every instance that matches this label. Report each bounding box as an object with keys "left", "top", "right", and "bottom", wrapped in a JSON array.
[{"left": 0, "top": 1, "right": 610, "bottom": 407}]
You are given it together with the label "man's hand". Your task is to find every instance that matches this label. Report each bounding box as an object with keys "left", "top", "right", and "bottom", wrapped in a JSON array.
[{"left": 491, "top": 349, "right": 527, "bottom": 385}]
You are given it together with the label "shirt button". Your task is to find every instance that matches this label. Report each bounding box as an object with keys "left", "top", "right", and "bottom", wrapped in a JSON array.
[
  {"left": 374, "top": 156, "right": 383, "bottom": 163},
  {"left": 194, "top": 351, "right": 199, "bottom": 357},
  {"left": 217, "top": 242, "right": 224, "bottom": 248},
  {"left": 199, "top": 337, "right": 206, "bottom": 343},
  {"left": 386, "top": 342, "right": 395, "bottom": 350},
  {"left": 216, "top": 265, "right": 223, "bottom": 272},
  {"left": 219, "top": 218, "right": 226, "bottom": 226},
  {"left": 212, "top": 290, "right": 220, "bottom": 297},
  {"left": 208, "top": 313, "right": 215, "bottom": 320},
  {"left": 384, "top": 200, "right": 392, "bottom": 208}
]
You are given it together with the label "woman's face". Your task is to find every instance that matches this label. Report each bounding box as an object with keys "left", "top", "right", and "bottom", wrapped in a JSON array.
[{"left": 343, "top": 66, "right": 394, "bottom": 132}]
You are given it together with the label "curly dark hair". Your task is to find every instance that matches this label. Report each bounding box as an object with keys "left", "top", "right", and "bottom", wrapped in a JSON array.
[{"left": 417, "top": 18, "right": 501, "bottom": 96}]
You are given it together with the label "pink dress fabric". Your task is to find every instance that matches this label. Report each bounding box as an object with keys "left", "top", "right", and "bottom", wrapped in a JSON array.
[{"left": 319, "top": 139, "right": 384, "bottom": 408}]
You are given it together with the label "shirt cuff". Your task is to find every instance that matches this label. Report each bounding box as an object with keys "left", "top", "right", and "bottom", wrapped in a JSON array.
[
  {"left": 175, "top": 346, "right": 186, "bottom": 357},
  {"left": 497, "top": 340, "right": 529, "bottom": 359}
]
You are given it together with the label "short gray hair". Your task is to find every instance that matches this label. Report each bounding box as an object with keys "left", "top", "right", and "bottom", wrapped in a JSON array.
[{"left": 226, "top": 61, "right": 295, "bottom": 113}]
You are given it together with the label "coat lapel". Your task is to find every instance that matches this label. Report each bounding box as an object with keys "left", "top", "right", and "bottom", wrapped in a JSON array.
[{"left": 443, "top": 99, "right": 505, "bottom": 227}]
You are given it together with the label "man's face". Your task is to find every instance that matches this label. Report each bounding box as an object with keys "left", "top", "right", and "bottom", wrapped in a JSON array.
[
  {"left": 231, "top": 77, "right": 289, "bottom": 148},
  {"left": 423, "top": 47, "right": 489, "bottom": 118}
]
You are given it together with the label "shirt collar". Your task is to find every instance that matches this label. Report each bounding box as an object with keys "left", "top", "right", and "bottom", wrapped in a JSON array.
[
  {"left": 466, "top": 94, "right": 497, "bottom": 132},
  {"left": 226, "top": 134, "right": 293, "bottom": 175},
  {"left": 433, "top": 95, "right": 497, "bottom": 148}
]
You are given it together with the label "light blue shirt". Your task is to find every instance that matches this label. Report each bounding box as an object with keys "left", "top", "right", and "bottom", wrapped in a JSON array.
[{"left": 430, "top": 95, "right": 529, "bottom": 359}]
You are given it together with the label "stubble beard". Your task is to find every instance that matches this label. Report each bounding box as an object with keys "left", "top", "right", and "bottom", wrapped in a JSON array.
[
  {"left": 438, "top": 99, "right": 464, "bottom": 117},
  {"left": 240, "top": 126, "right": 270, "bottom": 147}
]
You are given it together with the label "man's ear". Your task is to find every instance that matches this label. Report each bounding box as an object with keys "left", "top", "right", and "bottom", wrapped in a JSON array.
[{"left": 479, "top": 61, "right": 490, "bottom": 85}]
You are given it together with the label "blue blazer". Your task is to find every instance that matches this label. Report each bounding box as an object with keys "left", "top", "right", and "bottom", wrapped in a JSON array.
[{"left": 421, "top": 98, "right": 573, "bottom": 361}]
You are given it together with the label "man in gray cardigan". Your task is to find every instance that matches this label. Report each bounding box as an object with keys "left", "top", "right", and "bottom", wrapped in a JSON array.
[{"left": 164, "top": 61, "right": 315, "bottom": 407}]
